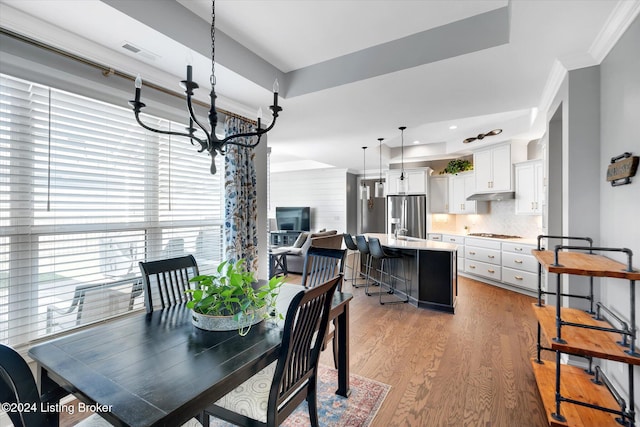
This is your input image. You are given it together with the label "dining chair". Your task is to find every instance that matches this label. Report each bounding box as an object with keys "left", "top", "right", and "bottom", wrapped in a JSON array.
[
  {"left": 300, "top": 246, "right": 346, "bottom": 289},
  {"left": 300, "top": 246, "right": 345, "bottom": 368},
  {"left": 0, "top": 343, "right": 113, "bottom": 427},
  {"left": 205, "top": 275, "right": 341, "bottom": 427},
  {"left": 139, "top": 254, "right": 200, "bottom": 313}
]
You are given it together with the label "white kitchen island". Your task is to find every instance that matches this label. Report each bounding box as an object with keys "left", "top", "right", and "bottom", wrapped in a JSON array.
[{"left": 365, "top": 233, "right": 459, "bottom": 313}]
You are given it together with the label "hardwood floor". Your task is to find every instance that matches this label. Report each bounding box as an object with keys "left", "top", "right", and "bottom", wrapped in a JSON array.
[
  {"left": 59, "top": 274, "right": 549, "bottom": 426},
  {"left": 310, "top": 273, "right": 550, "bottom": 427}
]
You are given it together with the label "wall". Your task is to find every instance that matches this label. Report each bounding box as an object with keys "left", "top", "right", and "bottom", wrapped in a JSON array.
[
  {"left": 598, "top": 15, "right": 640, "bottom": 402},
  {"left": 270, "top": 168, "right": 348, "bottom": 233},
  {"left": 430, "top": 200, "right": 543, "bottom": 238}
]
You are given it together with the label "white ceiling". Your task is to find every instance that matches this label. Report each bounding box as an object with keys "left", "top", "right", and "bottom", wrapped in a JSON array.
[{"left": 1, "top": 0, "right": 638, "bottom": 174}]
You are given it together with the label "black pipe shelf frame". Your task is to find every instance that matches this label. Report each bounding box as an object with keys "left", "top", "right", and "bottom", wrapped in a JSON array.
[{"left": 531, "top": 235, "right": 640, "bottom": 427}]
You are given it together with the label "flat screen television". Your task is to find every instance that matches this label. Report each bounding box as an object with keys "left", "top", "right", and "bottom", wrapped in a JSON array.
[{"left": 275, "top": 207, "right": 310, "bottom": 231}]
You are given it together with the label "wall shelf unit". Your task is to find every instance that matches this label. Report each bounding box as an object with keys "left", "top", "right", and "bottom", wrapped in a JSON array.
[{"left": 531, "top": 235, "right": 640, "bottom": 427}]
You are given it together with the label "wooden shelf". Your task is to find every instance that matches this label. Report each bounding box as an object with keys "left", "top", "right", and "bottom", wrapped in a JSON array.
[
  {"left": 531, "top": 360, "right": 622, "bottom": 427},
  {"left": 532, "top": 250, "right": 640, "bottom": 280},
  {"left": 533, "top": 304, "right": 640, "bottom": 365}
]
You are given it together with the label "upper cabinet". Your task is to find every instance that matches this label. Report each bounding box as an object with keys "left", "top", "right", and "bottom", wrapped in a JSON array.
[
  {"left": 448, "top": 172, "right": 485, "bottom": 214},
  {"left": 515, "top": 160, "right": 544, "bottom": 215},
  {"left": 386, "top": 168, "right": 427, "bottom": 195},
  {"left": 429, "top": 175, "right": 448, "bottom": 213},
  {"left": 473, "top": 143, "right": 513, "bottom": 192}
]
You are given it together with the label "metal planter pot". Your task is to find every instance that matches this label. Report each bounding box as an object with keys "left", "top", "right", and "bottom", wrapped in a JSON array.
[{"left": 191, "top": 306, "right": 267, "bottom": 332}]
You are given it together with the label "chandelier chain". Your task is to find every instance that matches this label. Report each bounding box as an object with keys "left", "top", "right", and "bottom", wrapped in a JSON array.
[{"left": 210, "top": 0, "right": 216, "bottom": 86}]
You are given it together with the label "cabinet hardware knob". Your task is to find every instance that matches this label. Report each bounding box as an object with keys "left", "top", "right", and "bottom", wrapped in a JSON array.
[
  {"left": 469, "top": 265, "right": 476, "bottom": 269},
  {"left": 515, "top": 276, "right": 523, "bottom": 280},
  {"left": 488, "top": 255, "right": 495, "bottom": 259},
  {"left": 469, "top": 251, "right": 476, "bottom": 255},
  {"left": 515, "top": 248, "right": 522, "bottom": 251},
  {"left": 515, "top": 260, "right": 523, "bottom": 264},
  {"left": 488, "top": 269, "right": 495, "bottom": 273}
]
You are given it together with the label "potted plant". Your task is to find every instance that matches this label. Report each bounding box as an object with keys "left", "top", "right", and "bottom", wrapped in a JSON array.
[
  {"left": 440, "top": 159, "right": 473, "bottom": 175},
  {"left": 186, "top": 259, "right": 285, "bottom": 336}
]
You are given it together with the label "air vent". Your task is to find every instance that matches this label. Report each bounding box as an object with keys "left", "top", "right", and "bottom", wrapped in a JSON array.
[
  {"left": 121, "top": 43, "right": 141, "bottom": 53},
  {"left": 121, "top": 41, "right": 160, "bottom": 61}
]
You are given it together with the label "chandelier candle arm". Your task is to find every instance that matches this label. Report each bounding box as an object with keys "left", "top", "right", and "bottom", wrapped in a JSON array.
[{"left": 128, "top": 0, "right": 282, "bottom": 175}]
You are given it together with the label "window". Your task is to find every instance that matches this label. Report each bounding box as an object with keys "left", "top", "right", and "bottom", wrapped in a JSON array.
[{"left": 0, "top": 73, "right": 224, "bottom": 347}]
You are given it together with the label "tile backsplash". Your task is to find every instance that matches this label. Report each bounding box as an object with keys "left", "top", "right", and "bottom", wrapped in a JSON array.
[{"left": 430, "top": 200, "right": 543, "bottom": 238}]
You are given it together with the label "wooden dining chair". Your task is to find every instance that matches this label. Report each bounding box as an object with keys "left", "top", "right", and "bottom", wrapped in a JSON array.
[
  {"left": 0, "top": 344, "right": 113, "bottom": 427},
  {"left": 300, "top": 246, "right": 346, "bottom": 289},
  {"left": 139, "top": 254, "right": 200, "bottom": 313},
  {"left": 205, "top": 275, "right": 340, "bottom": 427}
]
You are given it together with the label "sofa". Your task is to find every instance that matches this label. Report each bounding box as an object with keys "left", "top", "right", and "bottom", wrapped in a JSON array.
[{"left": 280, "top": 230, "right": 343, "bottom": 274}]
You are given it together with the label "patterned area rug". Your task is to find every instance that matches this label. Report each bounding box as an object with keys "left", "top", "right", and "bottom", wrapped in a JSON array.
[{"left": 208, "top": 365, "right": 390, "bottom": 427}]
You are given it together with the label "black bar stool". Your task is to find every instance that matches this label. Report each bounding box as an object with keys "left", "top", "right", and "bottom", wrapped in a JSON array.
[
  {"left": 367, "top": 237, "right": 409, "bottom": 305},
  {"left": 342, "top": 233, "right": 362, "bottom": 287},
  {"left": 355, "top": 235, "right": 373, "bottom": 288}
]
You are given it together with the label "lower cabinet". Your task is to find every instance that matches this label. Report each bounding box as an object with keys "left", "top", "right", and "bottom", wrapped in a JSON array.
[
  {"left": 464, "top": 238, "right": 501, "bottom": 281},
  {"left": 501, "top": 242, "right": 537, "bottom": 291},
  {"left": 442, "top": 234, "right": 465, "bottom": 272}
]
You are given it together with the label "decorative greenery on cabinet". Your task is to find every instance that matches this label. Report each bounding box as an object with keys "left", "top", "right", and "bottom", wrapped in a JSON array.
[{"left": 440, "top": 159, "right": 473, "bottom": 175}]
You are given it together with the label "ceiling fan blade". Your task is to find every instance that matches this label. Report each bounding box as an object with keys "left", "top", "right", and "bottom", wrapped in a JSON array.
[
  {"left": 463, "top": 137, "right": 477, "bottom": 144},
  {"left": 485, "top": 129, "right": 503, "bottom": 136}
]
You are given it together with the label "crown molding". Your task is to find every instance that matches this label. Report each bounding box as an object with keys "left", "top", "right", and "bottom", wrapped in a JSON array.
[
  {"left": 538, "top": 59, "right": 567, "bottom": 118},
  {"left": 589, "top": 0, "right": 640, "bottom": 63}
]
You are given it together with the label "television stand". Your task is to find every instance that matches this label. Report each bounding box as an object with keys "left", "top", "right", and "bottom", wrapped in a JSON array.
[{"left": 269, "top": 231, "right": 301, "bottom": 247}]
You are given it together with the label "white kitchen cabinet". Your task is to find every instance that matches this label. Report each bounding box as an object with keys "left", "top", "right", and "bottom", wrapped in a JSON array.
[
  {"left": 448, "top": 172, "right": 482, "bottom": 214},
  {"left": 514, "top": 160, "right": 544, "bottom": 215},
  {"left": 429, "top": 176, "right": 448, "bottom": 213},
  {"left": 442, "top": 234, "right": 465, "bottom": 272},
  {"left": 386, "top": 168, "right": 427, "bottom": 195},
  {"left": 474, "top": 143, "right": 512, "bottom": 192},
  {"left": 464, "top": 237, "right": 502, "bottom": 281}
]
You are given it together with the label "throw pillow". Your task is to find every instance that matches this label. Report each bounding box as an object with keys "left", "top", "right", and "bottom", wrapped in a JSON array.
[{"left": 292, "top": 232, "right": 308, "bottom": 248}]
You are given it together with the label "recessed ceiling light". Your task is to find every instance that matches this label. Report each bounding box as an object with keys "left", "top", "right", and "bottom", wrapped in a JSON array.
[
  {"left": 449, "top": 125, "right": 457, "bottom": 130},
  {"left": 413, "top": 140, "right": 420, "bottom": 144}
]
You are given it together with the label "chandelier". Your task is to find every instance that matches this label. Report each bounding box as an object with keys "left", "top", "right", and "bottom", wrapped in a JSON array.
[{"left": 128, "top": 0, "right": 282, "bottom": 175}]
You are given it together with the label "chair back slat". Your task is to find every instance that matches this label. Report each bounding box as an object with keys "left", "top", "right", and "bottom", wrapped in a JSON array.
[
  {"left": 268, "top": 275, "right": 340, "bottom": 425},
  {"left": 0, "top": 345, "right": 48, "bottom": 427},
  {"left": 139, "top": 255, "right": 200, "bottom": 313},
  {"left": 301, "top": 247, "right": 346, "bottom": 290}
]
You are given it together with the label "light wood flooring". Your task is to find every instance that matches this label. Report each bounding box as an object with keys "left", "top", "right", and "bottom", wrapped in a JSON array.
[
  {"left": 60, "top": 274, "right": 550, "bottom": 426},
  {"left": 310, "top": 273, "right": 550, "bottom": 427}
]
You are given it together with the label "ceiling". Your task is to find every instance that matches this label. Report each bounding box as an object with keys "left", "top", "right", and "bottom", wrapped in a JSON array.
[{"left": 1, "top": 0, "right": 637, "bottom": 174}]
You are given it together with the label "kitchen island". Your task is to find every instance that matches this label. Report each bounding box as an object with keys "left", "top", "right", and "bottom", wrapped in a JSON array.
[{"left": 365, "top": 233, "right": 458, "bottom": 313}]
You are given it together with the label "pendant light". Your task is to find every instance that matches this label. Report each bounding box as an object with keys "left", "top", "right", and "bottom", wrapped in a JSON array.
[
  {"left": 374, "top": 138, "right": 385, "bottom": 198},
  {"left": 360, "top": 147, "right": 370, "bottom": 200},
  {"left": 398, "top": 126, "right": 408, "bottom": 194}
]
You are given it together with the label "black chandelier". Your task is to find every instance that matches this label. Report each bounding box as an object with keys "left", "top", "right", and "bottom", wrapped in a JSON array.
[{"left": 128, "top": 0, "right": 282, "bottom": 175}]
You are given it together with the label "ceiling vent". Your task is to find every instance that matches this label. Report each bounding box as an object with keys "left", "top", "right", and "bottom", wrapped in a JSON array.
[{"left": 121, "top": 41, "right": 160, "bottom": 61}]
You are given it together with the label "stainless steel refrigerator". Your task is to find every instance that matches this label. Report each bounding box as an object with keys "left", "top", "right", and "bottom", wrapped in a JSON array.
[{"left": 386, "top": 195, "right": 427, "bottom": 239}]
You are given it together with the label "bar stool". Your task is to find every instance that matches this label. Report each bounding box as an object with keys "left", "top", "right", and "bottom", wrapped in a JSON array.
[
  {"left": 367, "top": 237, "right": 409, "bottom": 305},
  {"left": 355, "top": 235, "right": 373, "bottom": 288},
  {"left": 342, "top": 233, "right": 362, "bottom": 287}
]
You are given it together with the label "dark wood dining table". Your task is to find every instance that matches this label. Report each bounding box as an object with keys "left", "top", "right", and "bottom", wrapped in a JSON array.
[{"left": 28, "top": 284, "right": 352, "bottom": 427}]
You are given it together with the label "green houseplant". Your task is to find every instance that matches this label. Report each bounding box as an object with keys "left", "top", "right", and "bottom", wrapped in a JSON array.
[
  {"left": 186, "top": 259, "right": 285, "bottom": 336},
  {"left": 440, "top": 159, "right": 473, "bottom": 175}
]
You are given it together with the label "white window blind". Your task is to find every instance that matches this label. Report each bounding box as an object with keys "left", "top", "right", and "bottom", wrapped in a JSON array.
[{"left": 0, "top": 73, "right": 224, "bottom": 347}]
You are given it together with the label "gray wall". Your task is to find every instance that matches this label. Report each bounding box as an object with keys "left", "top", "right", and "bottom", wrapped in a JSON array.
[{"left": 598, "top": 15, "right": 640, "bottom": 400}]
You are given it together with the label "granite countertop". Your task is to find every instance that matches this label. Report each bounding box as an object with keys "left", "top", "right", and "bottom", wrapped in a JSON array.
[{"left": 365, "top": 233, "right": 458, "bottom": 252}]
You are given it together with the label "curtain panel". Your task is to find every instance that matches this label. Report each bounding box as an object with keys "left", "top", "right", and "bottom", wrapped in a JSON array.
[{"left": 223, "top": 116, "right": 258, "bottom": 272}]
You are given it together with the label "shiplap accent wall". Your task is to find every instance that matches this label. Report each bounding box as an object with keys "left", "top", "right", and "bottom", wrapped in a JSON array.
[{"left": 270, "top": 168, "right": 348, "bottom": 233}]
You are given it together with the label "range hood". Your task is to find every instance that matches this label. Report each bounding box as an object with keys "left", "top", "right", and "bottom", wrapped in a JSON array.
[{"left": 466, "top": 191, "right": 515, "bottom": 201}]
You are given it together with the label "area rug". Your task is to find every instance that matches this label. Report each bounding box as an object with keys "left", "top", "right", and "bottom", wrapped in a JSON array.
[{"left": 208, "top": 365, "right": 391, "bottom": 427}]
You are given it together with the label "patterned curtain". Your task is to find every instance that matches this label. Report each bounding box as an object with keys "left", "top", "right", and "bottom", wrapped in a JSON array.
[{"left": 224, "top": 115, "right": 258, "bottom": 272}]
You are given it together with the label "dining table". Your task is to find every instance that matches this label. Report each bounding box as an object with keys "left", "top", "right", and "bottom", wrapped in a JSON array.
[{"left": 28, "top": 283, "right": 352, "bottom": 427}]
